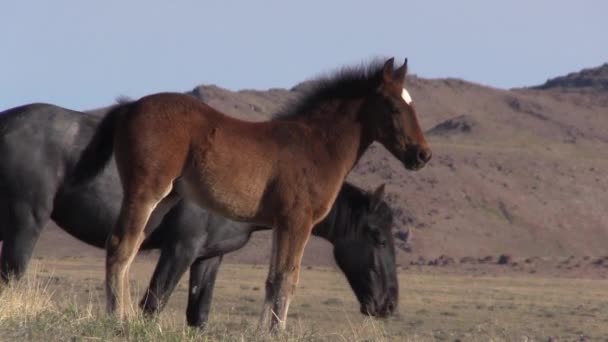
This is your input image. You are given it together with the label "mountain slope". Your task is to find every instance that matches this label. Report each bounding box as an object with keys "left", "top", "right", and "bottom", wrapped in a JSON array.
[{"left": 531, "top": 63, "right": 608, "bottom": 91}]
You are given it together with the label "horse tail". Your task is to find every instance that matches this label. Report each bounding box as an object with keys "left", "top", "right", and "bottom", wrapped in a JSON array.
[{"left": 70, "top": 103, "right": 129, "bottom": 185}]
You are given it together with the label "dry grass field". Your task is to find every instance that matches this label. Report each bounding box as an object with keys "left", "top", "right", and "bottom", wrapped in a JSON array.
[{"left": 1, "top": 256, "right": 607, "bottom": 341}]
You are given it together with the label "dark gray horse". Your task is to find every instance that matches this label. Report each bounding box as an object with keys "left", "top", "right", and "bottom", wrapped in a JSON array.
[{"left": 0, "top": 103, "right": 398, "bottom": 326}]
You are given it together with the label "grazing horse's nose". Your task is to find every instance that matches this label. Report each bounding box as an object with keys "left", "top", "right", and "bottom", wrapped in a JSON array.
[
  {"left": 361, "top": 302, "right": 377, "bottom": 316},
  {"left": 418, "top": 148, "right": 432, "bottom": 164},
  {"left": 362, "top": 297, "right": 398, "bottom": 318},
  {"left": 387, "top": 301, "right": 395, "bottom": 314},
  {"left": 383, "top": 295, "right": 398, "bottom": 317}
]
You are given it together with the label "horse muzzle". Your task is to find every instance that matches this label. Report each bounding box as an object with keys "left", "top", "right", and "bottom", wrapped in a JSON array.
[
  {"left": 402, "top": 144, "right": 432, "bottom": 170},
  {"left": 360, "top": 297, "right": 397, "bottom": 318}
]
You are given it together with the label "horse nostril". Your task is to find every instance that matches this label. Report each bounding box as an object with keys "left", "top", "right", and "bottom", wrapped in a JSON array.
[
  {"left": 418, "top": 148, "right": 432, "bottom": 163},
  {"left": 361, "top": 306, "right": 369, "bottom": 316}
]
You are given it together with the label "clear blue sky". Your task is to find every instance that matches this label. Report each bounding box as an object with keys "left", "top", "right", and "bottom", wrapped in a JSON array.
[{"left": 1, "top": 1, "right": 607, "bottom": 110}]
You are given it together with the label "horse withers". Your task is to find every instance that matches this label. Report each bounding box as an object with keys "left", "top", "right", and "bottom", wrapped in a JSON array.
[
  {"left": 74, "top": 57, "right": 430, "bottom": 330},
  {"left": 0, "top": 102, "right": 399, "bottom": 326}
]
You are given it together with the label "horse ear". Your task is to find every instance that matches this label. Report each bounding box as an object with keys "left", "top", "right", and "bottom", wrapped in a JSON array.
[
  {"left": 370, "top": 183, "right": 386, "bottom": 211},
  {"left": 394, "top": 58, "right": 408, "bottom": 83},
  {"left": 382, "top": 58, "right": 395, "bottom": 83}
]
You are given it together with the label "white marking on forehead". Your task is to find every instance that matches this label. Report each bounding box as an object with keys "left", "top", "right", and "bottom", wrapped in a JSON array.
[{"left": 401, "top": 88, "right": 413, "bottom": 104}]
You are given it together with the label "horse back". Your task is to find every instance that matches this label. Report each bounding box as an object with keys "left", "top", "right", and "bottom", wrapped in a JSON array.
[
  {"left": 113, "top": 93, "right": 272, "bottom": 222},
  {"left": 0, "top": 104, "right": 97, "bottom": 198}
]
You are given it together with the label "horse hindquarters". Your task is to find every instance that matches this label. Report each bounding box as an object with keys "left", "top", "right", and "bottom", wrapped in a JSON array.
[{"left": 107, "top": 110, "right": 192, "bottom": 319}]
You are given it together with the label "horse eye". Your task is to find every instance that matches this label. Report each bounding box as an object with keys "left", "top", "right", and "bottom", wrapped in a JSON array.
[
  {"left": 389, "top": 102, "right": 400, "bottom": 113},
  {"left": 384, "top": 97, "right": 399, "bottom": 113},
  {"left": 370, "top": 228, "right": 386, "bottom": 247}
]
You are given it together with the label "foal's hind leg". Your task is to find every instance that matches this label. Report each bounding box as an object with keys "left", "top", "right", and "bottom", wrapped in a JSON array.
[
  {"left": 106, "top": 184, "right": 173, "bottom": 319},
  {"left": 119, "top": 192, "right": 181, "bottom": 317}
]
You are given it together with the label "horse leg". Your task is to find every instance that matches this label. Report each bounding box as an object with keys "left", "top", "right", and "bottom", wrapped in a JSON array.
[
  {"left": 186, "top": 255, "right": 223, "bottom": 328},
  {"left": 261, "top": 216, "right": 313, "bottom": 332},
  {"left": 106, "top": 185, "right": 173, "bottom": 319},
  {"left": 258, "top": 228, "right": 280, "bottom": 331},
  {"left": 139, "top": 237, "right": 198, "bottom": 316},
  {"left": 272, "top": 223, "right": 313, "bottom": 331},
  {"left": 0, "top": 200, "right": 50, "bottom": 285},
  {"left": 124, "top": 192, "right": 183, "bottom": 314}
]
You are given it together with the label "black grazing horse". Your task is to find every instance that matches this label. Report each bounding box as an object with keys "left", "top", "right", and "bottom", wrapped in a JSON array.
[{"left": 0, "top": 103, "right": 398, "bottom": 326}]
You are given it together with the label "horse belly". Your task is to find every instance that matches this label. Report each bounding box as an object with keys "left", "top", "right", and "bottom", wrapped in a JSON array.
[{"left": 178, "top": 154, "right": 271, "bottom": 221}]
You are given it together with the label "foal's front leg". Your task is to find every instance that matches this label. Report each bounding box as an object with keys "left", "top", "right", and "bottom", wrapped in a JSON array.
[
  {"left": 259, "top": 216, "right": 313, "bottom": 332},
  {"left": 258, "top": 228, "right": 280, "bottom": 330}
]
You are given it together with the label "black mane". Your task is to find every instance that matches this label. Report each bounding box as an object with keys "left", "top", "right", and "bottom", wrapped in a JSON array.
[
  {"left": 315, "top": 182, "right": 392, "bottom": 240},
  {"left": 272, "top": 59, "right": 388, "bottom": 120}
]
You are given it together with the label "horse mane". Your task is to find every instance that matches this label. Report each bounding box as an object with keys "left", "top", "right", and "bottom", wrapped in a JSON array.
[
  {"left": 332, "top": 183, "right": 369, "bottom": 233},
  {"left": 115, "top": 95, "right": 133, "bottom": 105},
  {"left": 272, "top": 58, "right": 388, "bottom": 120},
  {"left": 321, "top": 182, "right": 392, "bottom": 239}
]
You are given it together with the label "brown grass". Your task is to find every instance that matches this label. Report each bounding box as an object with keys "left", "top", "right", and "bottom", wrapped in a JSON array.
[
  {"left": 0, "top": 263, "right": 56, "bottom": 322},
  {"left": 1, "top": 258, "right": 608, "bottom": 341}
]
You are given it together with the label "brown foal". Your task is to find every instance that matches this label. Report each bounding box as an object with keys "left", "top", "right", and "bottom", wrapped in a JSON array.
[{"left": 77, "top": 57, "right": 431, "bottom": 331}]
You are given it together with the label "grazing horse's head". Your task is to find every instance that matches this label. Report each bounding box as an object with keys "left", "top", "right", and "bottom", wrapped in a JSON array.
[
  {"left": 332, "top": 185, "right": 398, "bottom": 318},
  {"left": 365, "top": 57, "right": 432, "bottom": 170}
]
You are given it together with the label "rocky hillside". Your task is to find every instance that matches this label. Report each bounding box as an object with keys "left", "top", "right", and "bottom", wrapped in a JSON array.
[
  {"left": 531, "top": 63, "right": 608, "bottom": 91},
  {"left": 37, "top": 64, "right": 608, "bottom": 267}
]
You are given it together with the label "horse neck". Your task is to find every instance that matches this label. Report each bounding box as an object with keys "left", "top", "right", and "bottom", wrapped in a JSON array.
[
  {"left": 311, "top": 194, "right": 358, "bottom": 244},
  {"left": 286, "top": 99, "right": 374, "bottom": 173}
]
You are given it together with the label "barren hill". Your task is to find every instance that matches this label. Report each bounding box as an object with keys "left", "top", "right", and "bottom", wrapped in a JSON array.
[
  {"left": 531, "top": 63, "right": 608, "bottom": 91},
  {"left": 37, "top": 64, "right": 608, "bottom": 267}
]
